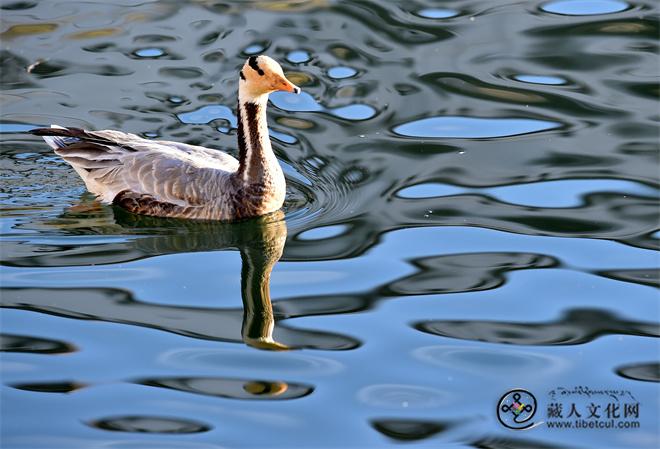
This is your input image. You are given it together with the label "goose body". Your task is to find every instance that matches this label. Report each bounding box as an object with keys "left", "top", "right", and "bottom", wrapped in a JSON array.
[{"left": 31, "top": 55, "right": 300, "bottom": 221}]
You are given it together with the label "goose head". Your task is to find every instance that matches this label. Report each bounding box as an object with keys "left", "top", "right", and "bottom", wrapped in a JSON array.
[{"left": 239, "top": 55, "right": 300, "bottom": 101}]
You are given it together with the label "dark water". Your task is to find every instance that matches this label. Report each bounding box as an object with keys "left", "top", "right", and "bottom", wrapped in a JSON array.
[{"left": 1, "top": 0, "right": 659, "bottom": 448}]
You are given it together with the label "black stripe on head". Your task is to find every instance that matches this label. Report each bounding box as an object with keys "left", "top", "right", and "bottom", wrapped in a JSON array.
[
  {"left": 248, "top": 56, "right": 264, "bottom": 76},
  {"left": 240, "top": 70, "right": 245, "bottom": 80}
]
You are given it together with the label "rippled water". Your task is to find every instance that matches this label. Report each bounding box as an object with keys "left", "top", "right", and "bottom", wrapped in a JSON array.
[{"left": 1, "top": 1, "right": 659, "bottom": 448}]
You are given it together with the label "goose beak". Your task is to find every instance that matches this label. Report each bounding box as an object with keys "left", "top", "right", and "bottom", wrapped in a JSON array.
[{"left": 280, "top": 77, "right": 301, "bottom": 94}]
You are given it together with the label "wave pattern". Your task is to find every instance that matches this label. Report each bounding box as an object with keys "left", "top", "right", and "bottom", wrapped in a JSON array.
[{"left": 1, "top": 1, "right": 658, "bottom": 448}]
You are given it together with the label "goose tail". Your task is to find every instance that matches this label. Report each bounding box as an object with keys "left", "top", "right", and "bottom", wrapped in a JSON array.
[
  {"left": 31, "top": 124, "right": 82, "bottom": 150},
  {"left": 29, "top": 125, "right": 127, "bottom": 202}
]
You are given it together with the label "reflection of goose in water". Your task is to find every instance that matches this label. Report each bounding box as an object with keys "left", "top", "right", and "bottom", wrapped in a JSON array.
[
  {"left": 0, "top": 207, "right": 359, "bottom": 351},
  {"left": 236, "top": 211, "right": 290, "bottom": 350},
  {"left": 4, "top": 200, "right": 655, "bottom": 349},
  {"left": 30, "top": 56, "right": 300, "bottom": 221}
]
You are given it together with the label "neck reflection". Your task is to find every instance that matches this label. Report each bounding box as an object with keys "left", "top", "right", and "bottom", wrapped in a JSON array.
[{"left": 237, "top": 211, "right": 290, "bottom": 350}]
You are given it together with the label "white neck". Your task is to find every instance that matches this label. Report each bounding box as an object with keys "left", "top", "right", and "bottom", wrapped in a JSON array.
[{"left": 238, "top": 88, "right": 268, "bottom": 106}]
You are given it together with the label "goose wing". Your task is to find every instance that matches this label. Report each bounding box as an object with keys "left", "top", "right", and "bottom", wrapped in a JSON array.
[{"left": 31, "top": 126, "right": 238, "bottom": 206}]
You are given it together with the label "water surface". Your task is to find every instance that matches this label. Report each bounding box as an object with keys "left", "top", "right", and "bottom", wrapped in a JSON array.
[{"left": 1, "top": 1, "right": 659, "bottom": 448}]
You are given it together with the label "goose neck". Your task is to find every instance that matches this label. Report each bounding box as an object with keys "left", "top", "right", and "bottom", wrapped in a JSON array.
[{"left": 236, "top": 94, "right": 278, "bottom": 182}]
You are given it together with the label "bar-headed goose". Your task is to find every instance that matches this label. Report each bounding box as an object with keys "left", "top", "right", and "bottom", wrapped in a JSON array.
[{"left": 30, "top": 55, "right": 300, "bottom": 221}]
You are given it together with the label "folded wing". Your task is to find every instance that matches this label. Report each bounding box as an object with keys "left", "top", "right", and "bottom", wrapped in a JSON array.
[{"left": 31, "top": 126, "right": 238, "bottom": 208}]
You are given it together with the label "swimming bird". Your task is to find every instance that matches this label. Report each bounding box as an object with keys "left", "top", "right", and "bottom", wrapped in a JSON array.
[{"left": 30, "top": 55, "right": 300, "bottom": 221}]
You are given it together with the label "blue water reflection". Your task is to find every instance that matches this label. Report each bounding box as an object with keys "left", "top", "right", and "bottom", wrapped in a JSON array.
[
  {"left": 243, "top": 44, "right": 266, "bottom": 55},
  {"left": 178, "top": 94, "right": 375, "bottom": 126},
  {"left": 2, "top": 1, "right": 659, "bottom": 448},
  {"left": 541, "top": 0, "right": 630, "bottom": 15},
  {"left": 393, "top": 116, "right": 562, "bottom": 139},
  {"left": 397, "top": 179, "right": 658, "bottom": 207},
  {"left": 270, "top": 92, "right": 376, "bottom": 120},
  {"left": 177, "top": 105, "right": 237, "bottom": 126},
  {"left": 134, "top": 48, "right": 165, "bottom": 58},
  {"left": 0, "top": 123, "right": 40, "bottom": 133},
  {"left": 269, "top": 129, "right": 298, "bottom": 144},
  {"left": 514, "top": 74, "right": 567, "bottom": 85},
  {"left": 298, "top": 225, "right": 350, "bottom": 240},
  {"left": 327, "top": 66, "right": 357, "bottom": 79},
  {"left": 416, "top": 8, "right": 459, "bottom": 19},
  {"left": 286, "top": 50, "right": 311, "bottom": 64}
]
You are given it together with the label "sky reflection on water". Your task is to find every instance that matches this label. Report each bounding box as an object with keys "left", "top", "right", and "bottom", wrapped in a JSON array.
[{"left": 1, "top": 0, "right": 658, "bottom": 448}]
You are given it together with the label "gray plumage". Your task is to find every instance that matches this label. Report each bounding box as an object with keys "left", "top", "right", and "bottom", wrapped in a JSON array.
[{"left": 33, "top": 126, "right": 256, "bottom": 220}]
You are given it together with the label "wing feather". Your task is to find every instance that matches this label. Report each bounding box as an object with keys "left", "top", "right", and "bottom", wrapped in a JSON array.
[{"left": 31, "top": 126, "right": 239, "bottom": 205}]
